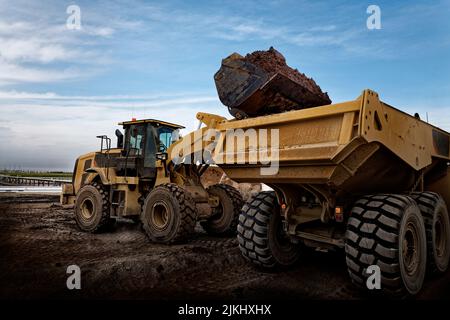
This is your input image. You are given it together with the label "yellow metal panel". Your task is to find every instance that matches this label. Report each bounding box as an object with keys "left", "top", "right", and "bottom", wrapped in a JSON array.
[
  {"left": 216, "top": 100, "right": 361, "bottom": 130},
  {"left": 114, "top": 176, "right": 139, "bottom": 184},
  {"left": 116, "top": 184, "right": 141, "bottom": 216},
  {"left": 360, "top": 90, "right": 433, "bottom": 170},
  {"left": 338, "top": 112, "right": 356, "bottom": 145}
]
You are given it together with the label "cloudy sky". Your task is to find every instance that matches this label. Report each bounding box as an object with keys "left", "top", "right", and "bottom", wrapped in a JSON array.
[{"left": 0, "top": 0, "right": 449, "bottom": 171}]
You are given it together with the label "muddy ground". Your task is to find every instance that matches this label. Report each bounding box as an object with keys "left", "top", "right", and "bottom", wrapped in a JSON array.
[{"left": 0, "top": 193, "right": 449, "bottom": 300}]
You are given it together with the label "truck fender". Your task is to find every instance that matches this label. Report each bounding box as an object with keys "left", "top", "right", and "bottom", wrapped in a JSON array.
[{"left": 84, "top": 168, "right": 109, "bottom": 185}]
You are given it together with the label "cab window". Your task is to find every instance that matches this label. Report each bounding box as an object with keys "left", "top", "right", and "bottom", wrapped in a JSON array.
[
  {"left": 127, "top": 125, "right": 145, "bottom": 156},
  {"left": 158, "top": 127, "right": 175, "bottom": 152}
]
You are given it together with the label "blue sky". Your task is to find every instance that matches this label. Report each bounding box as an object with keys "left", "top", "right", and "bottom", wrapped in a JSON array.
[{"left": 0, "top": 0, "right": 449, "bottom": 170}]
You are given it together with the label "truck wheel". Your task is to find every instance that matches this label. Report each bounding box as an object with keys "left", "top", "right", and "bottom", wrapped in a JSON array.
[
  {"left": 345, "top": 194, "right": 427, "bottom": 296},
  {"left": 237, "top": 191, "right": 299, "bottom": 268},
  {"left": 201, "top": 184, "right": 243, "bottom": 236},
  {"left": 74, "top": 182, "right": 114, "bottom": 232},
  {"left": 141, "top": 183, "right": 196, "bottom": 243},
  {"left": 410, "top": 192, "right": 450, "bottom": 273}
]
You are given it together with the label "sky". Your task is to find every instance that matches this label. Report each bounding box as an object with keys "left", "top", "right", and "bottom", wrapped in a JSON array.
[{"left": 0, "top": 0, "right": 449, "bottom": 171}]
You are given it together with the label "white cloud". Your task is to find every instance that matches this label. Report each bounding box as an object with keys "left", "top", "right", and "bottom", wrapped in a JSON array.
[
  {"left": 0, "top": 39, "right": 76, "bottom": 63},
  {"left": 0, "top": 59, "right": 86, "bottom": 84},
  {"left": 0, "top": 21, "right": 32, "bottom": 34},
  {"left": 84, "top": 26, "right": 115, "bottom": 37},
  {"left": 308, "top": 25, "right": 337, "bottom": 32},
  {"left": 0, "top": 90, "right": 217, "bottom": 106},
  {"left": 0, "top": 90, "right": 205, "bottom": 100},
  {"left": 0, "top": 1, "right": 142, "bottom": 86},
  {"left": 0, "top": 90, "right": 229, "bottom": 170},
  {"left": 0, "top": 0, "right": 366, "bottom": 87}
]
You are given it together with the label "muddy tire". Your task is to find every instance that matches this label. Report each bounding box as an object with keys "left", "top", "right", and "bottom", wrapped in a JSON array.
[
  {"left": 201, "top": 184, "right": 243, "bottom": 236},
  {"left": 141, "top": 183, "right": 196, "bottom": 243},
  {"left": 74, "top": 182, "right": 113, "bottom": 233},
  {"left": 410, "top": 192, "right": 450, "bottom": 274},
  {"left": 345, "top": 194, "right": 427, "bottom": 296},
  {"left": 237, "top": 191, "right": 299, "bottom": 268}
]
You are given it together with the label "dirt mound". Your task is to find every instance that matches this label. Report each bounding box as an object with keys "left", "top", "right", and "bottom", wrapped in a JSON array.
[
  {"left": 245, "top": 47, "right": 330, "bottom": 102},
  {"left": 214, "top": 47, "right": 331, "bottom": 119}
]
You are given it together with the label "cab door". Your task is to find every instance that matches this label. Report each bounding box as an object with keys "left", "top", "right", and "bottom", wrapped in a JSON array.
[{"left": 142, "top": 124, "right": 158, "bottom": 179}]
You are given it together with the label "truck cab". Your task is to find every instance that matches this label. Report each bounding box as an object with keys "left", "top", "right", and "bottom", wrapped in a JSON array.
[{"left": 115, "top": 119, "right": 184, "bottom": 180}]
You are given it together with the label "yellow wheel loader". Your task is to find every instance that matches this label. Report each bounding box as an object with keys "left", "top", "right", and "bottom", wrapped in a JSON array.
[
  {"left": 61, "top": 118, "right": 243, "bottom": 243},
  {"left": 178, "top": 89, "right": 450, "bottom": 296}
]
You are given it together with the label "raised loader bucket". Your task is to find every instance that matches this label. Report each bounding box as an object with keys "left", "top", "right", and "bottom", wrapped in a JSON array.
[{"left": 214, "top": 47, "right": 331, "bottom": 119}]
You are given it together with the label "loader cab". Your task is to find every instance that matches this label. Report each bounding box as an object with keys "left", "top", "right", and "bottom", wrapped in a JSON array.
[{"left": 117, "top": 119, "right": 184, "bottom": 178}]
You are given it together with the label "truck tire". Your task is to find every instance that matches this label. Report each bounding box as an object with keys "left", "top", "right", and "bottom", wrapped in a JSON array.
[
  {"left": 141, "top": 183, "right": 196, "bottom": 243},
  {"left": 201, "top": 184, "right": 243, "bottom": 236},
  {"left": 410, "top": 192, "right": 450, "bottom": 274},
  {"left": 237, "top": 191, "right": 299, "bottom": 268},
  {"left": 345, "top": 194, "right": 427, "bottom": 296},
  {"left": 74, "top": 182, "right": 114, "bottom": 232}
]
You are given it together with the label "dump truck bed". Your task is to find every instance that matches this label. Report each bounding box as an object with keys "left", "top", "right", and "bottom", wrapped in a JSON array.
[{"left": 205, "top": 89, "right": 450, "bottom": 197}]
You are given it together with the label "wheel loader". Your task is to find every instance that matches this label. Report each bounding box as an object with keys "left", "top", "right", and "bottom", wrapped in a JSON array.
[
  {"left": 61, "top": 118, "right": 243, "bottom": 243},
  {"left": 177, "top": 89, "right": 450, "bottom": 296}
]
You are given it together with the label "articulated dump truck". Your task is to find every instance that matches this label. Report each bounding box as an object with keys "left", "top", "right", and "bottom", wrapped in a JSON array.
[{"left": 176, "top": 89, "right": 450, "bottom": 296}]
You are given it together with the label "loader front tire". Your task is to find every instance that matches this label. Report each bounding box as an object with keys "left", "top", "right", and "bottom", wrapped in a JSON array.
[
  {"left": 345, "top": 194, "right": 427, "bottom": 296},
  {"left": 410, "top": 192, "right": 450, "bottom": 274},
  {"left": 141, "top": 183, "right": 196, "bottom": 243},
  {"left": 201, "top": 184, "right": 243, "bottom": 236},
  {"left": 74, "top": 182, "right": 113, "bottom": 233},
  {"left": 237, "top": 191, "right": 299, "bottom": 268}
]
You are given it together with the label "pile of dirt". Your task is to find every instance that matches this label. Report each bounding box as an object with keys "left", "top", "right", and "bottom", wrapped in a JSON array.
[
  {"left": 246, "top": 47, "right": 330, "bottom": 103},
  {"left": 214, "top": 47, "right": 331, "bottom": 119}
]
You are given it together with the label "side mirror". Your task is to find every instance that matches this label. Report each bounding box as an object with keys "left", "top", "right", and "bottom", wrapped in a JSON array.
[{"left": 115, "top": 129, "right": 124, "bottom": 149}]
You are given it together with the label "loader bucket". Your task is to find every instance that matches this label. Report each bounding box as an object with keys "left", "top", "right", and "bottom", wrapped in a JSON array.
[{"left": 214, "top": 48, "right": 331, "bottom": 118}]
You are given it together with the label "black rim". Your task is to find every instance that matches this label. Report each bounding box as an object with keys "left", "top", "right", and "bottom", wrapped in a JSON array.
[
  {"left": 273, "top": 214, "right": 291, "bottom": 251},
  {"left": 435, "top": 211, "right": 446, "bottom": 258},
  {"left": 403, "top": 221, "right": 420, "bottom": 276},
  {"left": 210, "top": 202, "right": 225, "bottom": 222}
]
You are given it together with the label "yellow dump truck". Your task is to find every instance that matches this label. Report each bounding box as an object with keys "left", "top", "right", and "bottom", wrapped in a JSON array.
[{"left": 176, "top": 89, "right": 450, "bottom": 296}]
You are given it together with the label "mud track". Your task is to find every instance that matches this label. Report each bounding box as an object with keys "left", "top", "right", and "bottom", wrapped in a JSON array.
[{"left": 0, "top": 194, "right": 449, "bottom": 300}]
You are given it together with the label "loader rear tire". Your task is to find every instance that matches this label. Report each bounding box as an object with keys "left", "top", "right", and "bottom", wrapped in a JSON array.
[
  {"left": 74, "top": 182, "right": 113, "bottom": 233},
  {"left": 345, "top": 194, "right": 427, "bottom": 296},
  {"left": 237, "top": 191, "right": 299, "bottom": 268},
  {"left": 410, "top": 192, "right": 450, "bottom": 274},
  {"left": 201, "top": 184, "right": 243, "bottom": 236},
  {"left": 141, "top": 183, "right": 196, "bottom": 243}
]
